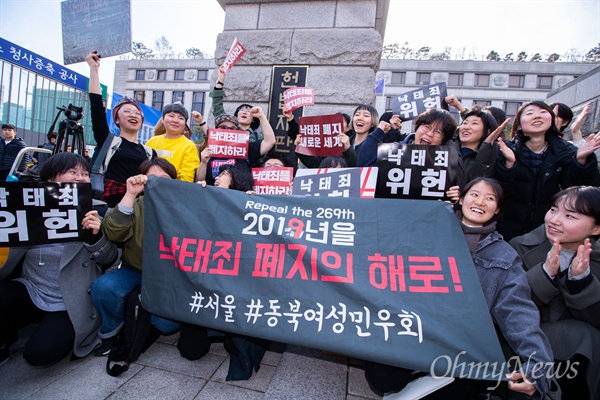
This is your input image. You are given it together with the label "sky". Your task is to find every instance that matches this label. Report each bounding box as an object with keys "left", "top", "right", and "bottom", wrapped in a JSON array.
[{"left": 0, "top": 0, "right": 599, "bottom": 94}]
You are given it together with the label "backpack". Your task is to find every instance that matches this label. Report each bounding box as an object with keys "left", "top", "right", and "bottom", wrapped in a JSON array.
[{"left": 105, "top": 285, "right": 160, "bottom": 377}]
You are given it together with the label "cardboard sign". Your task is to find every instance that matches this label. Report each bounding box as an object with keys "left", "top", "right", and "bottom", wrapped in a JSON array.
[
  {"left": 376, "top": 143, "right": 458, "bottom": 200},
  {"left": 283, "top": 87, "right": 315, "bottom": 113},
  {"left": 390, "top": 83, "right": 449, "bottom": 121},
  {"left": 0, "top": 182, "right": 93, "bottom": 246},
  {"left": 222, "top": 37, "right": 246, "bottom": 74},
  {"left": 207, "top": 128, "right": 250, "bottom": 160},
  {"left": 296, "top": 114, "right": 345, "bottom": 157},
  {"left": 293, "top": 167, "right": 378, "bottom": 198},
  {"left": 61, "top": 0, "right": 132, "bottom": 64},
  {"left": 142, "top": 178, "right": 507, "bottom": 379},
  {"left": 252, "top": 167, "right": 294, "bottom": 195}
]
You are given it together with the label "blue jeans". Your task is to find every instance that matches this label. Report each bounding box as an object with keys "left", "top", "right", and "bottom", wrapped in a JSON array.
[{"left": 91, "top": 266, "right": 179, "bottom": 338}]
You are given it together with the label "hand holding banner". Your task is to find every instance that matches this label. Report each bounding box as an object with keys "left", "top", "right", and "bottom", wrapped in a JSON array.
[
  {"left": 222, "top": 37, "right": 246, "bottom": 74},
  {"left": 207, "top": 128, "right": 250, "bottom": 159},
  {"left": 283, "top": 87, "right": 315, "bottom": 113},
  {"left": 295, "top": 114, "right": 345, "bottom": 157}
]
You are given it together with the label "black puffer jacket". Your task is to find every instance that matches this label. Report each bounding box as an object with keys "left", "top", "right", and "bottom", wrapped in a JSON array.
[
  {"left": 0, "top": 137, "right": 28, "bottom": 179},
  {"left": 494, "top": 134, "right": 600, "bottom": 241}
]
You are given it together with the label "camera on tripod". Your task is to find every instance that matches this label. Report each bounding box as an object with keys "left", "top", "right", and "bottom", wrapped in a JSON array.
[{"left": 53, "top": 104, "right": 85, "bottom": 155}]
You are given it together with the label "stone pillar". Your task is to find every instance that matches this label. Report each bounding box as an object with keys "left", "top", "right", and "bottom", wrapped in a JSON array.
[{"left": 213, "top": 0, "right": 389, "bottom": 117}]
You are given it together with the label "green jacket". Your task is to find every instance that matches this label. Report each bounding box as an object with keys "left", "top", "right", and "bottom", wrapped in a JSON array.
[
  {"left": 210, "top": 88, "right": 263, "bottom": 142},
  {"left": 101, "top": 198, "right": 145, "bottom": 273}
]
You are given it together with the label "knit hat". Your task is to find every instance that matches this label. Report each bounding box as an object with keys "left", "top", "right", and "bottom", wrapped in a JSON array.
[
  {"left": 215, "top": 114, "right": 242, "bottom": 130},
  {"left": 162, "top": 103, "right": 189, "bottom": 121},
  {"left": 112, "top": 96, "right": 144, "bottom": 123}
]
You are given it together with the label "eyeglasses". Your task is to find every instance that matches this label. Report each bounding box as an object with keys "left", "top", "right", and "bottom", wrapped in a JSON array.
[
  {"left": 420, "top": 124, "right": 444, "bottom": 138},
  {"left": 217, "top": 124, "right": 238, "bottom": 130},
  {"left": 120, "top": 109, "right": 142, "bottom": 116},
  {"left": 65, "top": 169, "right": 90, "bottom": 179},
  {"left": 216, "top": 170, "right": 230, "bottom": 179},
  {"left": 264, "top": 163, "right": 284, "bottom": 168}
]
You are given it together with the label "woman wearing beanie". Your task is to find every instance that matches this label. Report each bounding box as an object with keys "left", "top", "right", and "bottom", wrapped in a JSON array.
[
  {"left": 86, "top": 51, "right": 156, "bottom": 207},
  {"left": 145, "top": 103, "right": 200, "bottom": 182}
]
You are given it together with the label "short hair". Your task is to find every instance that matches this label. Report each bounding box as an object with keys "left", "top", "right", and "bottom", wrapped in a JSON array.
[
  {"left": 548, "top": 102, "right": 574, "bottom": 132},
  {"left": 261, "top": 151, "right": 289, "bottom": 167},
  {"left": 511, "top": 101, "right": 561, "bottom": 141},
  {"left": 138, "top": 158, "right": 177, "bottom": 179},
  {"left": 319, "top": 156, "right": 348, "bottom": 168},
  {"left": 39, "top": 152, "right": 90, "bottom": 181},
  {"left": 48, "top": 131, "right": 58, "bottom": 140},
  {"left": 415, "top": 108, "right": 457, "bottom": 144},
  {"left": 352, "top": 104, "right": 379, "bottom": 133},
  {"left": 482, "top": 106, "right": 507, "bottom": 127},
  {"left": 460, "top": 177, "right": 504, "bottom": 213},
  {"left": 461, "top": 110, "right": 499, "bottom": 145},
  {"left": 551, "top": 186, "right": 600, "bottom": 227},
  {"left": 1, "top": 123, "right": 16, "bottom": 131},
  {"left": 218, "top": 164, "right": 254, "bottom": 192}
]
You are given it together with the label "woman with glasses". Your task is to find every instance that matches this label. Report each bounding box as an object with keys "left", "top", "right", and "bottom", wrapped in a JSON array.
[
  {"left": 196, "top": 114, "right": 275, "bottom": 186},
  {"left": 357, "top": 108, "right": 457, "bottom": 168},
  {"left": 0, "top": 152, "right": 118, "bottom": 367},
  {"left": 494, "top": 101, "right": 600, "bottom": 241},
  {"left": 86, "top": 51, "right": 156, "bottom": 207}
]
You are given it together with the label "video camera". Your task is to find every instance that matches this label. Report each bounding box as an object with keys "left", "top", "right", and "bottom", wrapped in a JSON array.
[{"left": 53, "top": 104, "right": 85, "bottom": 155}]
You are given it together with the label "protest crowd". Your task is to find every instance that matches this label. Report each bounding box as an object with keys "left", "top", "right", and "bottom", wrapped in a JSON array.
[{"left": 1, "top": 47, "right": 600, "bottom": 400}]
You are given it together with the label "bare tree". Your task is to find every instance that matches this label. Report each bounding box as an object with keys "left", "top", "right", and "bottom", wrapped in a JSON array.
[
  {"left": 416, "top": 46, "right": 431, "bottom": 60},
  {"left": 155, "top": 36, "right": 174, "bottom": 59},
  {"left": 382, "top": 43, "right": 401, "bottom": 59},
  {"left": 430, "top": 47, "right": 451, "bottom": 60},
  {"left": 131, "top": 42, "right": 154, "bottom": 60}
]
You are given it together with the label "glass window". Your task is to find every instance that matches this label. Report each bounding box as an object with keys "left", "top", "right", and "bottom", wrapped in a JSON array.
[
  {"left": 472, "top": 100, "right": 492, "bottom": 107},
  {"left": 157, "top": 70, "right": 167, "bottom": 81},
  {"left": 385, "top": 96, "right": 394, "bottom": 112},
  {"left": 172, "top": 91, "right": 184, "bottom": 104},
  {"left": 504, "top": 102, "right": 522, "bottom": 120},
  {"left": 152, "top": 91, "right": 164, "bottom": 110},
  {"left": 391, "top": 72, "right": 405, "bottom": 85},
  {"left": 134, "top": 91, "right": 145, "bottom": 103},
  {"left": 135, "top": 70, "right": 145, "bottom": 81},
  {"left": 474, "top": 74, "right": 489, "bottom": 87},
  {"left": 416, "top": 72, "right": 430, "bottom": 85},
  {"left": 448, "top": 73, "right": 463, "bottom": 86},
  {"left": 509, "top": 75, "right": 525, "bottom": 88},
  {"left": 174, "top": 70, "right": 185, "bottom": 81},
  {"left": 537, "top": 76, "right": 553, "bottom": 89},
  {"left": 197, "top": 70, "right": 208, "bottom": 81},
  {"left": 190, "top": 92, "right": 206, "bottom": 127}
]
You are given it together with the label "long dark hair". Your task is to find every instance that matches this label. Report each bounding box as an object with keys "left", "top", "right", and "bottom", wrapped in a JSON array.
[
  {"left": 460, "top": 110, "right": 499, "bottom": 146},
  {"left": 511, "top": 101, "right": 561, "bottom": 141},
  {"left": 551, "top": 186, "right": 600, "bottom": 227}
]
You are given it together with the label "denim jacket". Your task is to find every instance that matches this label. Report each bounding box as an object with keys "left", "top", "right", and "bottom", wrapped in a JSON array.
[{"left": 474, "top": 231, "right": 557, "bottom": 399}]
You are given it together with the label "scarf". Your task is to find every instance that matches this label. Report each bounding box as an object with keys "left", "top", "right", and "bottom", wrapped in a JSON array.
[{"left": 455, "top": 210, "right": 497, "bottom": 260}]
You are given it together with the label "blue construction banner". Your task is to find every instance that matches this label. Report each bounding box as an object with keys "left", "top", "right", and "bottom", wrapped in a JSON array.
[
  {"left": 142, "top": 177, "right": 507, "bottom": 379},
  {"left": 106, "top": 93, "right": 162, "bottom": 145},
  {"left": 0, "top": 37, "right": 90, "bottom": 93},
  {"left": 0, "top": 182, "right": 93, "bottom": 246}
]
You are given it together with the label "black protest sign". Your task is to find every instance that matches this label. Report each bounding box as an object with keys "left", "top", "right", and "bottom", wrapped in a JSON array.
[
  {"left": 61, "top": 0, "right": 132, "bottom": 64},
  {"left": 376, "top": 143, "right": 458, "bottom": 200},
  {"left": 293, "top": 167, "right": 378, "bottom": 198},
  {"left": 0, "top": 182, "right": 93, "bottom": 246},
  {"left": 142, "top": 178, "right": 506, "bottom": 379},
  {"left": 268, "top": 66, "right": 309, "bottom": 168},
  {"left": 390, "top": 83, "right": 448, "bottom": 121}
]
